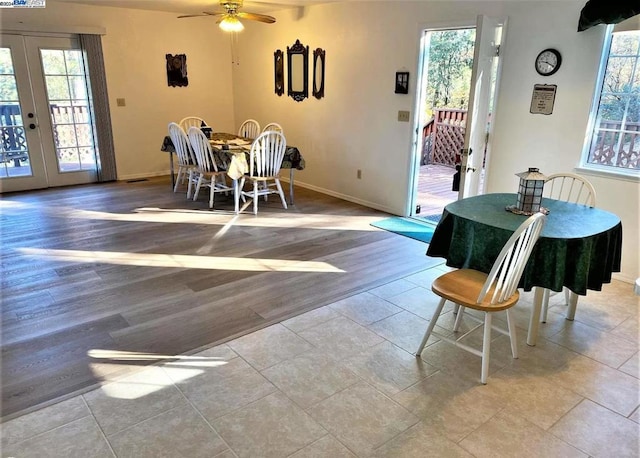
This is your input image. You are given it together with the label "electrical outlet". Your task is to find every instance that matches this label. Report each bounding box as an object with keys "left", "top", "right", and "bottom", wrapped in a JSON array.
[
  {"left": 116, "top": 98, "right": 126, "bottom": 107},
  {"left": 357, "top": 169, "right": 362, "bottom": 179},
  {"left": 398, "top": 110, "right": 410, "bottom": 122}
]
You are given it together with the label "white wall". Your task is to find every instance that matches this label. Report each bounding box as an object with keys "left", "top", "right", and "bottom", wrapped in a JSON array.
[
  {"left": 232, "top": 0, "right": 639, "bottom": 282},
  {"left": 0, "top": 0, "right": 637, "bottom": 281},
  {"left": 1, "top": 0, "right": 236, "bottom": 180}
]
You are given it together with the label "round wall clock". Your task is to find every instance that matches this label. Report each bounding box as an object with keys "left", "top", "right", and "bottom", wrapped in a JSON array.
[{"left": 535, "top": 48, "right": 562, "bottom": 76}]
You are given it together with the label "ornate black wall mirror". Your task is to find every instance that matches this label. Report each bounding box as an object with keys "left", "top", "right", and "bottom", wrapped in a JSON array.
[
  {"left": 274, "top": 50, "right": 284, "bottom": 96},
  {"left": 312, "top": 48, "right": 325, "bottom": 99},
  {"left": 287, "top": 39, "right": 309, "bottom": 102}
]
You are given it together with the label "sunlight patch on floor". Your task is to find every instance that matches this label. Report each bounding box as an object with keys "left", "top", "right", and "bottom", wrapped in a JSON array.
[
  {"left": 18, "top": 247, "right": 345, "bottom": 272},
  {"left": 88, "top": 350, "right": 230, "bottom": 399},
  {"left": 0, "top": 199, "right": 384, "bottom": 231}
]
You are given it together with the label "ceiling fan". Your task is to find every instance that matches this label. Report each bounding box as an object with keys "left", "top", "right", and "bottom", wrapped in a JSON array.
[{"left": 178, "top": 1, "right": 276, "bottom": 32}]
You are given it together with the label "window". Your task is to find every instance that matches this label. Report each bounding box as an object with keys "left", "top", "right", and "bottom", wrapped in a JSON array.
[{"left": 583, "top": 29, "right": 640, "bottom": 176}]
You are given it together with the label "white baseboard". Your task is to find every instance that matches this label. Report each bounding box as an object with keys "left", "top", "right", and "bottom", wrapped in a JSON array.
[
  {"left": 118, "top": 170, "right": 170, "bottom": 181},
  {"left": 285, "top": 179, "right": 397, "bottom": 215}
]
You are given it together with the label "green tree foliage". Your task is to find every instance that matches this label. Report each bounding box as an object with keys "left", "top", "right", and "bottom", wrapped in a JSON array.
[
  {"left": 0, "top": 48, "right": 85, "bottom": 103},
  {"left": 424, "top": 29, "right": 475, "bottom": 119},
  {"left": 598, "top": 32, "right": 640, "bottom": 125},
  {"left": 0, "top": 49, "right": 18, "bottom": 102}
]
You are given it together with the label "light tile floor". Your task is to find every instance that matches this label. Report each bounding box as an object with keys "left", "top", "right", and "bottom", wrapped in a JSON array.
[{"left": 2, "top": 264, "right": 639, "bottom": 458}]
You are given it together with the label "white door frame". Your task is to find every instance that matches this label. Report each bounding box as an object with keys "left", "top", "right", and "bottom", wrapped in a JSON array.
[
  {"left": 407, "top": 16, "right": 507, "bottom": 215},
  {"left": 0, "top": 33, "right": 98, "bottom": 193},
  {"left": 459, "top": 15, "right": 507, "bottom": 199}
]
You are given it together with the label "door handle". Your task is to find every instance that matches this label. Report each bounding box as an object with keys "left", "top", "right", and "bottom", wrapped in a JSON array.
[{"left": 466, "top": 167, "right": 476, "bottom": 173}]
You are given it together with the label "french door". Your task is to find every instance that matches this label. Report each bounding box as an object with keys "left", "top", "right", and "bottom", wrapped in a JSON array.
[
  {"left": 0, "top": 34, "right": 97, "bottom": 193},
  {"left": 458, "top": 16, "right": 506, "bottom": 198}
]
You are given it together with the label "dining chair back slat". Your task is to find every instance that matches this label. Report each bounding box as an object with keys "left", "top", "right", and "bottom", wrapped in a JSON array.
[
  {"left": 544, "top": 173, "right": 596, "bottom": 207},
  {"left": 186, "top": 127, "right": 234, "bottom": 209},
  {"left": 250, "top": 131, "right": 286, "bottom": 179},
  {"left": 180, "top": 116, "right": 208, "bottom": 131},
  {"left": 262, "top": 122, "right": 283, "bottom": 134},
  {"left": 480, "top": 213, "right": 546, "bottom": 305},
  {"left": 168, "top": 122, "right": 195, "bottom": 193},
  {"left": 238, "top": 119, "right": 261, "bottom": 139},
  {"left": 239, "top": 131, "right": 288, "bottom": 215}
]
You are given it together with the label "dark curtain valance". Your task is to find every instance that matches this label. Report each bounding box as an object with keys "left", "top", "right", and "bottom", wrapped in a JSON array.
[{"left": 578, "top": 0, "right": 640, "bottom": 32}]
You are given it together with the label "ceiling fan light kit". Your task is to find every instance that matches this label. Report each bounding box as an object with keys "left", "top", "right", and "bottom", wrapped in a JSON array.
[
  {"left": 219, "top": 16, "right": 244, "bottom": 32},
  {"left": 178, "top": 0, "right": 276, "bottom": 32}
]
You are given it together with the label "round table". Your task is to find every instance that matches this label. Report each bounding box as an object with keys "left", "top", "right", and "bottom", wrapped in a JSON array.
[{"left": 426, "top": 193, "right": 623, "bottom": 345}]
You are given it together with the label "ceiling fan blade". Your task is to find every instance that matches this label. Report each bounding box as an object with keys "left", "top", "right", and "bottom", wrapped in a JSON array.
[
  {"left": 237, "top": 12, "right": 276, "bottom": 24},
  {"left": 177, "top": 11, "right": 224, "bottom": 19},
  {"left": 177, "top": 13, "right": 209, "bottom": 18}
]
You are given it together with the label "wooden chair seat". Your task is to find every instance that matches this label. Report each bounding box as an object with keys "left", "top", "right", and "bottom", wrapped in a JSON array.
[{"left": 432, "top": 269, "right": 520, "bottom": 312}]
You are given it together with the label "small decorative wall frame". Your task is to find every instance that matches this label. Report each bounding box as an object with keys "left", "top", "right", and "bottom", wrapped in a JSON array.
[
  {"left": 312, "top": 48, "right": 326, "bottom": 99},
  {"left": 287, "top": 39, "right": 309, "bottom": 102},
  {"left": 166, "top": 54, "right": 188, "bottom": 87},
  {"left": 274, "top": 50, "right": 284, "bottom": 96},
  {"left": 395, "top": 71, "right": 409, "bottom": 94}
]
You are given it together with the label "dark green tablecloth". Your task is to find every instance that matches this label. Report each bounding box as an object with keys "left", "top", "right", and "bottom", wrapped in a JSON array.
[{"left": 426, "top": 193, "right": 622, "bottom": 295}]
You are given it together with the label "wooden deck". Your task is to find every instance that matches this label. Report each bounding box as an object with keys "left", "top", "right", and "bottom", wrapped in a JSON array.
[{"left": 413, "top": 163, "right": 458, "bottom": 223}]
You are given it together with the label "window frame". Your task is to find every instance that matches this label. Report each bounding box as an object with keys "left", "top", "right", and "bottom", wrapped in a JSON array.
[{"left": 579, "top": 25, "right": 640, "bottom": 182}]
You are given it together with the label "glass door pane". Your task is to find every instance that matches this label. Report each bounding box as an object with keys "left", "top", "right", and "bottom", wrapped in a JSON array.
[
  {"left": 0, "top": 34, "right": 48, "bottom": 192},
  {"left": 0, "top": 47, "right": 33, "bottom": 178},
  {"left": 41, "top": 48, "right": 96, "bottom": 173},
  {"left": 23, "top": 35, "right": 97, "bottom": 188}
]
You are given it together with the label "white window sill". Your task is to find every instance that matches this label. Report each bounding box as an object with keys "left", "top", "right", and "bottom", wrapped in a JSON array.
[{"left": 575, "top": 165, "right": 640, "bottom": 183}]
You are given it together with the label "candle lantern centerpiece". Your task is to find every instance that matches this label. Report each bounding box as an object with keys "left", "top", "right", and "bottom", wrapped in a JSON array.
[{"left": 506, "top": 167, "right": 548, "bottom": 215}]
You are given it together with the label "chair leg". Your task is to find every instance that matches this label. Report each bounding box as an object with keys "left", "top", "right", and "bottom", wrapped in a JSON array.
[
  {"left": 453, "top": 305, "right": 464, "bottom": 332},
  {"left": 563, "top": 287, "right": 571, "bottom": 306},
  {"left": 209, "top": 186, "right": 214, "bottom": 209},
  {"left": 566, "top": 290, "right": 579, "bottom": 321},
  {"left": 173, "top": 167, "right": 183, "bottom": 193},
  {"left": 540, "top": 288, "right": 551, "bottom": 323},
  {"left": 239, "top": 178, "right": 247, "bottom": 203},
  {"left": 481, "top": 312, "right": 493, "bottom": 384},
  {"left": 275, "top": 179, "right": 288, "bottom": 209},
  {"left": 194, "top": 176, "right": 203, "bottom": 201},
  {"left": 452, "top": 303, "right": 460, "bottom": 315},
  {"left": 505, "top": 309, "right": 518, "bottom": 359},
  {"left": 253, "top": 181, "right": 258, "bottom": 215},
  {"left": 186, "top": 171, "right": 194, "bottom": 199},
  {"left": 416, "top": 298, "right": 446, "bottom": 356}
]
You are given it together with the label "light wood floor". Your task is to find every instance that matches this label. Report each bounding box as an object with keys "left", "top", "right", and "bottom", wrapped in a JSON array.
[{"left": 0, "top": 177, "right": 442, "bottom": 420}]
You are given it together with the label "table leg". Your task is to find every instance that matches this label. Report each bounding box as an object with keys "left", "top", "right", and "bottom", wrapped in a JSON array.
[
  {"left": 527, "top": 287, "right": 544, "bottom": 346},
  {"left": 566, "top": 291, "right": 579, "bottom": 321},
  {"left": 169, "top": 151, "right": 176, "bottom": 188},
  {"left": 233, "top": 179, "right": 239, "bottom": 214},
  {"left": 289, "top": 168, "right": 294, "bottom": 205}
]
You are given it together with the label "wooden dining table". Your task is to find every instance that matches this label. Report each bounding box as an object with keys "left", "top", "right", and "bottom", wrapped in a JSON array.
[
  {"left": 426, "top": 193, "right": 623, "bottom": 345},
  {"left": 160, "top": 132, "right": 306, "bottom": 205}
]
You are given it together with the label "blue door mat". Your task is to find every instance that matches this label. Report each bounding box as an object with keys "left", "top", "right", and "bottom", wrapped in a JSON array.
[{"left": 370, "top": 217, "right": 435, "bottom": 243}]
